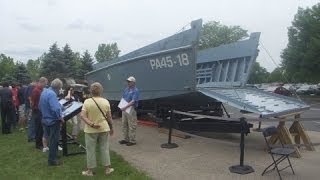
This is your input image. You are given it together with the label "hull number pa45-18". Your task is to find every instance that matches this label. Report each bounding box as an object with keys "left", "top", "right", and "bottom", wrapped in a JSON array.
[{"left": 149, "top": 53, "right": 189, "bottom": 70}]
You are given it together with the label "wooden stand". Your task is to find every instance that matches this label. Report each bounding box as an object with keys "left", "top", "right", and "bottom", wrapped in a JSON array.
[
  {"left": 268, "top": 114, "right": 315, "bottom": 158},
  {"left": 289, "top": 114, "right": 315, "bottom": 151}
]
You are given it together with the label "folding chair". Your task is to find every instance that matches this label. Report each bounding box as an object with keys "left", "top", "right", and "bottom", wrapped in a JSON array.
[{"left": 261, "top": 126, "right": 295, "bottom": 180}]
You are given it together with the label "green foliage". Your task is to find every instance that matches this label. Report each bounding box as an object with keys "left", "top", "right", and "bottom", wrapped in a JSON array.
[
  {"left": 15, "top": 62, "right": 30, "bottom": 84},
  {"left": 95, "top": 43, "right": 120, "bottom": 62},
  {"left": 72, "top": 52, "right": 83, "bottom": 81},
  {"left": 40, "top": 43, "right": 63, "bottom": 80},
  {"left": 1, "top": 42, "right": 120, "bottom": 83},
  {"left": 281, "top": 3, "right": 320, "bottom": 83},
  {"left": 247, "top": 62, "right": 270, "bottom": 84},
  {"left": 26, "top": 58, "right": 41, "bottom": 81},
  {"left": 78, "top": 50, "right": 94, "bottom": 79},
  {"left": 199, "top": 21, "right": 248, "bottom": 50},
  {"left": 0, "top": 54, "right": 16, "bottom": 83},
  {"left": 61, "top": 44, "right": 79, "bottom": 78},
  {"left": 40, "top": 43, "right": 80, "bottom": 81},
  {"left": 268, "top": 67, "right": 286, "bottom": 83},
  {"left": 1, "top": 74, "right": 16, "bottom": 85}
]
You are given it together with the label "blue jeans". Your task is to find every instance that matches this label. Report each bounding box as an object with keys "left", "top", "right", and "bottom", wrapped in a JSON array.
[
  {"left": 27, "top": 107, "right": 35, "bottom": 140},
  {"left": 44, "top": 121, "right": 60, "bottom": 165}
]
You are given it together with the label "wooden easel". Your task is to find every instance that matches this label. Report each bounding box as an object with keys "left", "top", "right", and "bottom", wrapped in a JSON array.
[{"left": 268, "top": 113, "right": 315, "bottom": 158}]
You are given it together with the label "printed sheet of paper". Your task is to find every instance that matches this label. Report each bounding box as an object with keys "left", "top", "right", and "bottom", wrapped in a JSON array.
[{"left": 118, "top": 98, "right": 132, "bottom": 113}]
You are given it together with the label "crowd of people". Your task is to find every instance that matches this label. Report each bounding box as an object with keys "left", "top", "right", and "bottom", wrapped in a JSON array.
[{"left": 0, "top": 75, "right": 139, "bottom": 177}]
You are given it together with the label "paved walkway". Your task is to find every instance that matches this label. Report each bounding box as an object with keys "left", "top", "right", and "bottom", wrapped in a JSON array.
[{"left": 109, "top": 119, "right": 320, "bottom": 180}]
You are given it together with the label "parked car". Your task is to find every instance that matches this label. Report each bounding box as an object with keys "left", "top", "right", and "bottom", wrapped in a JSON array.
[
  {"left": 296, "top": 85, "right": 315, "bottom": 95},
  {"left": 261, "top": 85, "right": 292, "bottom": 96},
  {"left": 274, "top": 86, "right": 292, "bottom": 96}
]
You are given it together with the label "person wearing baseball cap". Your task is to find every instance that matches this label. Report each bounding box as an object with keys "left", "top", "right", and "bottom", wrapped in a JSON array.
[{"left": 119, "top": 76, "right": 139, "bottom": 146}]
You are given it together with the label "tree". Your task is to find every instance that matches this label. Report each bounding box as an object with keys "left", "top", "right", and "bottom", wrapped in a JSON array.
[
  {"left": 268, "top": 67, "right": 286, "bottom": 83},
  {"left": 247, "top": 62, "right": 270, "bottom": 84},
  {"left": 95, "top": 43, "right": 120, "bottom": 62},
  {"left": 0, "top": 54, "right": 16, "bottom": 83},
  {"left": 40, "top": 43, "right": 63, "bottom": 80},
  {"left": 78, "top": 50, "right": 94, "bottom": 79},
  {"left": 26, "top": 58, "right": 41, "bottom": 80},
  {"left": 61, "top": 44, "right": 78, "bottom": 77},
  {"left": 281, "top": 3, "right": 320, "bottom": 83},
  {"left": 199, "top": 21, "right": 248, "bottom": 50},
  {"left": 72, "top": 52, "right": 83, "bottom": 80},
  {"left": 15, "top": 62, "right": 30, "bottom": 84}
]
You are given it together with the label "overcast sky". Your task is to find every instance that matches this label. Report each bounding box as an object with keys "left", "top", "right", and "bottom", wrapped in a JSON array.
[{"left": 0, "top": 0, "right": 318, "bottom": 72}]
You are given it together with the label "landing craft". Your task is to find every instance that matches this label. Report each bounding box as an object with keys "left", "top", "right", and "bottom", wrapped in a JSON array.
[{"left": 86, "top": 19, "right": 309, "bottom": 133}]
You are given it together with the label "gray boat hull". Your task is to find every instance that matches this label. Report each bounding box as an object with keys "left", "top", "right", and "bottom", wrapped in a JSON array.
[{"left": 86, "top": 19, "right": 202, "bottom": 101}]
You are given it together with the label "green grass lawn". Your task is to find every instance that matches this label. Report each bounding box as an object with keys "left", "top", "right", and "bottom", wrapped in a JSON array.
[{"left": 0, "top": 123, "right": 151, "bottom": 180}]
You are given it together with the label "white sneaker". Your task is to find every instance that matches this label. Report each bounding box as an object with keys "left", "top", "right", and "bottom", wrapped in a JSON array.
[
  {"left": 105, "top": 168, "right": 114, "bottom": 175},
  {"left": 42, "top": 147, "right": 49, "bottom": 152},
  {"left": 58, "top": 146, "right": 63, "bottom": 151}
]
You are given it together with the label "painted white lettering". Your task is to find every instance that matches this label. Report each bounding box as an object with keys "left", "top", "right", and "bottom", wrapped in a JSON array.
[
  {"left": 161, "top": 57, "right": 167, "bottom": 68},
  {"left": 155, "top": 58, "right": 161, "bottom": 69},
  {"left": 166, "top": 56, "right": 173, "bottom": 67},
  {"left": 150, "top": 59, "right": 156, "bottom": 70},
  {"left": 181, "top": 53, "right": 189, "bottom": 65},
  {"left": 150, "top": 53, "right": 189, "bottom": 70},
  {"left": 177, "top": 54, "right": 182, "bottom": 66}
]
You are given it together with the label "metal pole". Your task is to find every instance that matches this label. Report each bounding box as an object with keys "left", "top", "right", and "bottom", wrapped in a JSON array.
[
  {"left": 253, "top": 121, "right": 262, "bottom": 132},
  {"left": 161, "top": 109, "right": 178, "bottom": 149},
  {"left": 240, "top": 129, "right": 244, "bottom": 166},
  {"left": 168, "top": 111, "right": 173, "bottom": 144},
  {"left": 61, "top": 122, "right": 68, "bottom": 156},
  {"left": 229, "top": 117, "right": 254, "bottom": 174}
]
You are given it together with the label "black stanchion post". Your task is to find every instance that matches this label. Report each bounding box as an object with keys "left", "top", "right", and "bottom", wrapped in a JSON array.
[
  {"left": 61, "top": 122, "right": 68, "bottom": 156},
  {"left": 161, "top": 109, "right": 178, "bottom": 149},
  {"left": 229, "top": 117, "right": 254, "bottom": 174},
  {"left": 253, "top": 121, "right": 262, "bottom": 132}
]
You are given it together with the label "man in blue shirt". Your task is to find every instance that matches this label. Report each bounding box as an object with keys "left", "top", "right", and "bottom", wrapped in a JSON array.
[
  {"left": 119, "top": 76, "right": 139, "bottom": 146},
  {"left": 39, "top": 78, "right": 65, "bottom": 166}
]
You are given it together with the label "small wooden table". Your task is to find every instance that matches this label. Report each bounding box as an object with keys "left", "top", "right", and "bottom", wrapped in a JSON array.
[{"left": 268, "top": 114, "right": 315, "bottom": 158}]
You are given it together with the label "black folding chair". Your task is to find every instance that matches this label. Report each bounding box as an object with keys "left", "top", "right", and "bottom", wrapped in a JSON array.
[{"left": 262, "top": 126, "right": 295, "bottom": 180}]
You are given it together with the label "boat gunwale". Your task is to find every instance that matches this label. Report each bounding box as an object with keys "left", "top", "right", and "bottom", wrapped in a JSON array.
[{"left": 86, "top": 45, "right": 193, "bottom": 76}]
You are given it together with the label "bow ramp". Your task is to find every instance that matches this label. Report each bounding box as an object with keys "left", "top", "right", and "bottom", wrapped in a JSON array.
[
  {"left": 197, "top": 87, "right": 309, "bottom": 118},
  {"left": 195, "top": 32, "right": 309, "bottom": 118}
]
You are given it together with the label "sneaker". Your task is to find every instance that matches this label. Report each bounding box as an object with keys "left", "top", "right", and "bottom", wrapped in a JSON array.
[
  {"left": 105, "top": 168, "right": 114, "bottom": 175},
  {"left": 126, "top": 142, "right": 136, "bottom": 146},
  {"left": 119, "top": 140, "right": 129, "bottom": 144},
  {"left": 82, "top": 170, "right": 93, "bottom": 176},
  {"left": 43, "top": 147, "right": 49, "bottom": 152},
  {"left": 58, "top": 146, "right": 63, "bottom": 151}
]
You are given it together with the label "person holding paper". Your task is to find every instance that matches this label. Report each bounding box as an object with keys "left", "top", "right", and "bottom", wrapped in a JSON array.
[{"left": 119, "top": 76, "right": 139, "bottom": 146}]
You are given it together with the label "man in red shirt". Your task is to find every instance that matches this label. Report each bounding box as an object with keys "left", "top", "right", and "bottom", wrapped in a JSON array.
[{"left": 31, "top": 77, "right": 48, "bottom": 149}]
